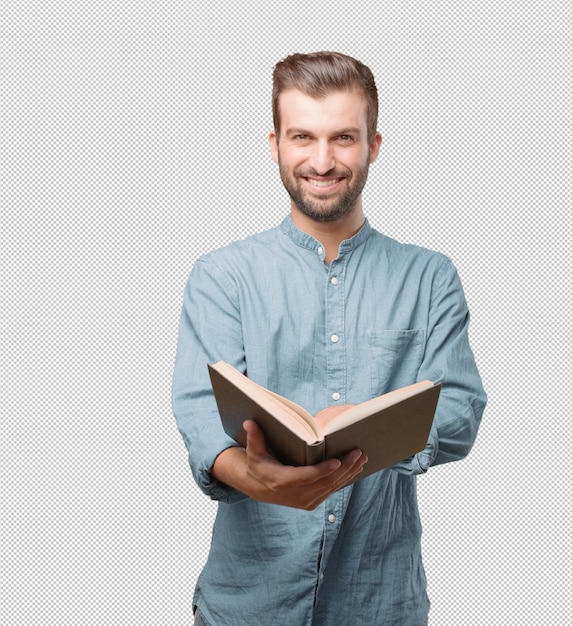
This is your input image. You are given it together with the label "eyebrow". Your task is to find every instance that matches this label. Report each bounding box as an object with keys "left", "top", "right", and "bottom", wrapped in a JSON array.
[{"left": 285, "top": 127, "right": 362, "bottom": 137}]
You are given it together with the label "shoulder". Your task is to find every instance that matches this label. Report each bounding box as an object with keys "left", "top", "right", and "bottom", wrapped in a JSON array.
[
  {"left": 188, "top": 224, "right": 284, "bottom": 291},
  {"left": 197, "top": 223, "right": 281, "bottom": 267},
  {"left": 367, "top": 226, "right": 452, "bottom": 272}
]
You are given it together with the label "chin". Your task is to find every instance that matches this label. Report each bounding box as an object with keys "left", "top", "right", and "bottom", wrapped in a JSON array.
[{"left": 297, "top": 200, "right": 356, "bottom": 223}]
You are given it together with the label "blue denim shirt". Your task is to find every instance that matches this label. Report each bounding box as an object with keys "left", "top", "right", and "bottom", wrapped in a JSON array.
[{"left": 172, "top": 216, "right": 486, "bottom": 626}]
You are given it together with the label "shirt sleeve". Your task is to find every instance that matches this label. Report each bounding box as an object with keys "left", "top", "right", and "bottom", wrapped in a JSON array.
[
  {"left": 391, "top": 256, "right": 487, "bottom": 475},
  {"left": 171, "top": 256, "right": 249, "bottom": 503}
]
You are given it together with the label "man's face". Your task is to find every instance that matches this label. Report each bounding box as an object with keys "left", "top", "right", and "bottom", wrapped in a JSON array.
[{"left": 269, "top": 89, "right": 381, "bottom": 223}]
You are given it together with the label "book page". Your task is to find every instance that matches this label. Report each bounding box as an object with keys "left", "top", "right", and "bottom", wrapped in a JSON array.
[
  {"left": 264, "top": 389, "right": 321, "bottom": 440},
  {"left": 323, "top": 380, "right": 435, "bottom": 436},
  {"left": 211, "top": 361, "right": 320, "bottom": 442}
]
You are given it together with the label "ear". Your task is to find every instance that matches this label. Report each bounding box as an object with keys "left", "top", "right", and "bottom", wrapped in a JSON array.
[
  {"left": 368, "top": 132, "right": 382, "bottom": 164},
  {"left": 269, "top": 130, "right": 279, "bottom": 164}
]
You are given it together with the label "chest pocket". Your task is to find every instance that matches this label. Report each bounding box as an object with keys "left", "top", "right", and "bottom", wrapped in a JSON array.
[{"left": 369, "top": 329, "right": 425, "bottom": 395}]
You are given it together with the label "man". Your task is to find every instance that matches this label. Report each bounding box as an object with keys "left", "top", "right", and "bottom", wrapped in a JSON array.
[{"left": 172, "top": 51, "right": 486, "bottom": 626}]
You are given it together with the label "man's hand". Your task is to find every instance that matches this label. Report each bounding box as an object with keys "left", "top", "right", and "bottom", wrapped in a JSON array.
[{"left": 211, "top": 420, "right": 368, "bottom": 510}]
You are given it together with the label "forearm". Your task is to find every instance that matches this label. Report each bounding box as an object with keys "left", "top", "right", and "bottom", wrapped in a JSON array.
[{"left": 211, "top": 447, "right": 256, "bottom": 496}]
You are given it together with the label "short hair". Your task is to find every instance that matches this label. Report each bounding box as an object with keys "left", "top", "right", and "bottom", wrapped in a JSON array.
[{"left": 272, "top": 51, "right": 378, "bottom": 141}]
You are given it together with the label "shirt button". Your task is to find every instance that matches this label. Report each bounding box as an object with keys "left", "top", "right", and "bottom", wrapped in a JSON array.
[
  {"left": 331, "top": 276, "right": 339, "bottom": 285},
  {"left": 317, "top": 246, "right": 324, "bottom": 256},
  {"left": 332, "top": 392, "right": 341, "bottom": 401},
  {"left": 328, "top": 514, "right": 336, "bottom": 523},
  {"left": 330, "top": 334, "right": 339, "bottom": 343}
]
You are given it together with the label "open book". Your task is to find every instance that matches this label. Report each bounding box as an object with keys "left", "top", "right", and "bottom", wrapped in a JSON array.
[{"left": 208, "top": 361, "right": 441, "bottom": 481}]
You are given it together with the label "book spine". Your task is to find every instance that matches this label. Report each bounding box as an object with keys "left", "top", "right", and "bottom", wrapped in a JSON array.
[{"left": 305, "top": 441, "right": 326, "bottom": 466}]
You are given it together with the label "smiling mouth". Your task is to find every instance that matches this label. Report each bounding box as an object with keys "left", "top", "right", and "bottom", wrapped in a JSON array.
[{"left": 304, "top": 177, "right": 344, "bottom": 189}]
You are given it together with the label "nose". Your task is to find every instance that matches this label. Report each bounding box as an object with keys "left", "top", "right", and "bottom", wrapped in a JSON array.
[{"left": 309, "top": 140, "right": 335, "bottom": 175}]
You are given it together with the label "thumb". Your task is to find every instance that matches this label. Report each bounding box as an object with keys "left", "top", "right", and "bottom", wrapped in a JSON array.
[{"left": 243, "top": 420, "right": 269, "bottom": 456}]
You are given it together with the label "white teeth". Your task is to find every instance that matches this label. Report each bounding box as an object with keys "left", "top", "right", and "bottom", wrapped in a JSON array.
[{"left": 308, "top": 178, "right": 339, "bottom": 187}]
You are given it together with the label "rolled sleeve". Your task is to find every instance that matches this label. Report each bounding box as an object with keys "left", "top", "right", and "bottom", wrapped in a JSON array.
[
  {"left": 392, "top": 258, "right": 487, "bottom": 475},
  {"left": 171, "top": 257, "right": 249, "bottom": 503}
]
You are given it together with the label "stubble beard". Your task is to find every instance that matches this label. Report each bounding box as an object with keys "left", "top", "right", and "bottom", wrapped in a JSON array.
[{"left": 278, "top": 158, "right": 371, "bottom": 223}]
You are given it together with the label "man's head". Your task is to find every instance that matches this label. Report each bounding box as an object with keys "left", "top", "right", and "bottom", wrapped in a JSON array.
[
  {"left": 269, "top": 52, "right": 382, "bottom": 225},
  {"left": 272, "top": 51, "right": 378, "bottom": 142}
]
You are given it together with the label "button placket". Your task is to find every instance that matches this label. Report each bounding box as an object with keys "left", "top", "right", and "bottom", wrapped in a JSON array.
[{"left": 325, "top": 258, "right": 346, "bottom": 405}]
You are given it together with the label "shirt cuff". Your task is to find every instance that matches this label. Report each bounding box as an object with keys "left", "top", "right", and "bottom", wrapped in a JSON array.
[
  {"left": 390, "top": 425, "right": 439, "bottom": 475},
  {"left": 194, "top": 444, "right": 250, "bottom": 504}
]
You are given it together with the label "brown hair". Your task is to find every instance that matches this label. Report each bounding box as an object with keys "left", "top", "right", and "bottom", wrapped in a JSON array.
[{"left": 272, "top": 51, "right": 378, "bottom": 140}]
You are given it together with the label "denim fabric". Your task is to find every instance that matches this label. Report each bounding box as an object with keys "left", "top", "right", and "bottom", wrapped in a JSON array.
[
  {"left": 193, "top": 611, "right": 429, "bottom": 626},
  {"left": 193, "top": 609, "right": 428, "bottom": 626},
  {"left": 174, "top": 216, "right": 486, "bottom": 626}
]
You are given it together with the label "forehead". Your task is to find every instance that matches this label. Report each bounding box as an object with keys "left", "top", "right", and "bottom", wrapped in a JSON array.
[{"left": 278, "top": 88, "right": 368, "bottom": 133}]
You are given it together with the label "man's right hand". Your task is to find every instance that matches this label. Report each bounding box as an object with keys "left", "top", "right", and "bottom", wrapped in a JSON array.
[{"left": 211, "top": 419, "right": 368, "bottom": 510}]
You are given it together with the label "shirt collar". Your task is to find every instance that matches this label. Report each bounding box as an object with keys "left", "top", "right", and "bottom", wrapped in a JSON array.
[{"left": 280, "top": 215, "right": 373, "bottom": 258}]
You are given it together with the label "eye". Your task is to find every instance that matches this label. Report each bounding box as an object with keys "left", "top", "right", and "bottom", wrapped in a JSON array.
[
  {"left": 294, "top": 134, "right": 309, "bottom": 141},
  {"left": 338, "top": 134, "right": 354, "bottom": 142}
]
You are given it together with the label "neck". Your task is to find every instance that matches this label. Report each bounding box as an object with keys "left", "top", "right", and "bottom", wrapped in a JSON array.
[{"left": 290, "top": 203, "right": 366, "bottom": 263}]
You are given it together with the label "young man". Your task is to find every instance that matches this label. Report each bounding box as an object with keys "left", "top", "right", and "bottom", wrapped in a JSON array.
[{"left": 172, "top": 51, "right": 486, "bottom": 626}]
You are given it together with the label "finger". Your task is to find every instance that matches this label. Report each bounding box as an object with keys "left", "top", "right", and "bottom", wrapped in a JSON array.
[
  {"left": 243, "top": 419, "right": 270, "bottom": 456},
  {"left": 301, "top": 452, "right": 368, "bottom": 510},
  {"left": 342, "top": 448, "right": 367, "bottom": 468},
  {"left": 295, "top": 450, "right": 365, "bottom": 491},
  {"left": 294, "top": 457, "right": 343, "bottom": 485},
  {"left": 326, "top": 450, "right": 368, "bottom": 488},
  {"left": 342, "top": 449, "right": 368, "bottom": 476}
]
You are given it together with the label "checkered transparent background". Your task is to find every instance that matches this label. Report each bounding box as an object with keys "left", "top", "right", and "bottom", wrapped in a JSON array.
[{"left": 3, "top": 2, "right": 570, "bottom": 624}]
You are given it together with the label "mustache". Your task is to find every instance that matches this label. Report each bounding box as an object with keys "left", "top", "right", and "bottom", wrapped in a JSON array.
[{"left": 294, "top": 167, "right": 351, "bottom": 178}]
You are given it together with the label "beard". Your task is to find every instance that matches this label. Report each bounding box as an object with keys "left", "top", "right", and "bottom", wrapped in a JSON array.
[{"left": 278, "top": 157, "right": 370, "bottom": 223}]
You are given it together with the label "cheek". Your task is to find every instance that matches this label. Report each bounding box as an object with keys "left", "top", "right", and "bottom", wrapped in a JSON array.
[
  {"left": 340, "top": 143, "right": 368, "bottom": 162},
  {"left": 278, "top": 149, "right": 305, "bottom": 173}
]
